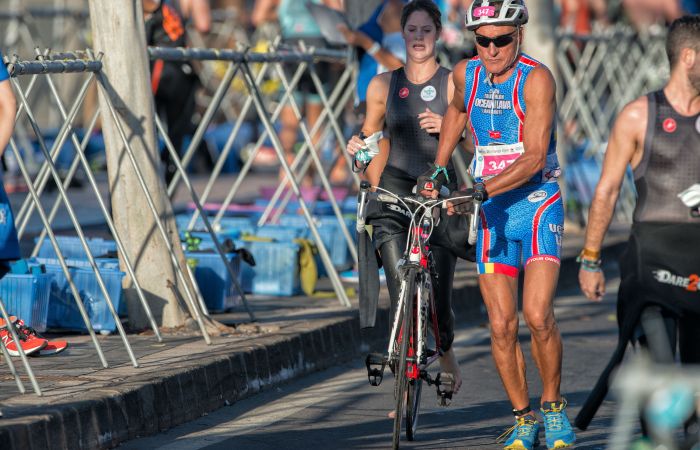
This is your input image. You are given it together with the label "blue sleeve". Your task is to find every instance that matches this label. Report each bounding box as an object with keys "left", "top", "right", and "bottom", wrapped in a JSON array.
[
  {"left": 0, "top": 53, "right": 9, "bottom": 82},
  {"left": 357, "top": 4, "right": 384, "bottom": 42}
]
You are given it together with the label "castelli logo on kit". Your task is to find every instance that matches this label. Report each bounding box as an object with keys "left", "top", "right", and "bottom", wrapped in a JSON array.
[
  {"left": 663, "top": 118, "right": 677, "bottom": 133},
  {"left": 399, "top": 87, "right": 409, "bottom": 99}
]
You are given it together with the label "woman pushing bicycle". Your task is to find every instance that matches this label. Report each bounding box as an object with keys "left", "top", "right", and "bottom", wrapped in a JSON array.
[{"left": 345, "top": 0, "right": 469, "bottom": 403}]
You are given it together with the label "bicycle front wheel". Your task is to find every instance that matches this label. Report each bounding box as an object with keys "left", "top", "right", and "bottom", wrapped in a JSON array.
[
  {"left": 392, "top": 268, "right": 416, "bottom": 449},
  {"left": 406, "top": 377, "right": 423, "bottom": 441}
]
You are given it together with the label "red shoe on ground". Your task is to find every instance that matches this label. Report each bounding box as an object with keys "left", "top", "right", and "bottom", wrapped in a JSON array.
[
  {"left": 0, "top": 318, "right": 47, "bottom": 357},
  {"left": 14, "top": 318, "right": 69, "bottom": 356}
]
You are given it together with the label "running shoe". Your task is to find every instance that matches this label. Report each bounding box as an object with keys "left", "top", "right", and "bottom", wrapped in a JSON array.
[
  {"left": 541, "top": 399, "right": 576, "bottom": 449},
  {"left": 14, "top": 318, "right": 68, "bottom": 356},
  {"left": 498, "top": 415, "right": 540, "bottom": 450},
  {"left": 0, "top": 318, "right": 47, "bottom": 357}
]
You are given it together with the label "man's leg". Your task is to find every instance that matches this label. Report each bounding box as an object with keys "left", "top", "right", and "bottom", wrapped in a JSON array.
[
  {"left": 478, "top": 273, "right": 529, "bottom": 410},
  {"left": 523, "top": 260, "right": 576, "bottom": 449},
  {"left": 521, "top": 260, "right": 561, "bottom": 404}
]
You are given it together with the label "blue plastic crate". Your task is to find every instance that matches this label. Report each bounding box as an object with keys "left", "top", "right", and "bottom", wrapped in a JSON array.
[
  {"left": 235, "top": 240, "right": 301, "bottom": 296},
  {"left": 36, "top": 236, "right": 117, "bottom": 259},
  {"left": 38, "top": 259, "right": 126, "bottom": 332},
  {"left": 218, "top": 216, "right": 257, "bottom": 235},
  {"left": 341, "top": 196, "right": 358, "bottom": 214},
  {"left": 254, "top": 198, "right": 334, "bottom": 216},
  {"left": 176, "top": 214, "right": 257, "bottom": 236},
  {"left": 33, "top": 257, "right": 127, "bottom": 316},
  {"left": 186, "top": 252, "right": 242, "bottom": 312},
  {"left": 0, "top": 273, "right": 53, "bottom": 332},
  {"left": 279, "top": 215, "right": 356, "bottom": 272},
  {"left": 255, "top": 224, "right": 307, "bottom": 241}
]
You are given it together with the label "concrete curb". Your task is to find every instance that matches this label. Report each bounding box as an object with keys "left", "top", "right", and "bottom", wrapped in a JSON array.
[{"left": 0, "top": 243, "right": 624, "bottom": 450}]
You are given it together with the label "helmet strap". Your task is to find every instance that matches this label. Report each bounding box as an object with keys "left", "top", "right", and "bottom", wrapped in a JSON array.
[{"left": 490, "top": 26, "right": 522, "bottom": 79}]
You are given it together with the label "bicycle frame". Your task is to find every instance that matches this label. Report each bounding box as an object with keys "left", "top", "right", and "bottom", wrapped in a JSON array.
[
  {"left": 357, "top": 180, "right": 479, "bottom": 447},
  {"left": 358, "top": 181, "right": 476, "bottom": 376}
]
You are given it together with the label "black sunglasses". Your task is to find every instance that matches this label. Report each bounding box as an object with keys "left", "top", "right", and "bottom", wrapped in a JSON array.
[{"left": 474, "top": 31, "right": 517, "bottom": 48}]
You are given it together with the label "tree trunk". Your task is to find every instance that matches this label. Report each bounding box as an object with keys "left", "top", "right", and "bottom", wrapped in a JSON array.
[{"left": 88, "top": 0, "right": 196, "bottom": 330}]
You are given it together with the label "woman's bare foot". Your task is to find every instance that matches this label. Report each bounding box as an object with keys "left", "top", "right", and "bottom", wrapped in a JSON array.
[
  {"left": 439, "top": 348, "right": 462, "bottom": 394},
  {"left": 388, "top": 390, "right": 408, "bottom": 418}
]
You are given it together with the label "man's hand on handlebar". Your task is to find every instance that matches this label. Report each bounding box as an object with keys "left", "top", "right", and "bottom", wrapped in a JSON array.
[
  {"left": 446, "top": 190, "right": 473, "bottom": 215},
  {"left": 446, "top": 182, "right": 488, "bottom": 216}
]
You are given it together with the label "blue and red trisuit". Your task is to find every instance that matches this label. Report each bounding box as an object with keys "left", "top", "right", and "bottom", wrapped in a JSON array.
[{"left": 465, "top": 54, "right": 563, "bottom": 277}]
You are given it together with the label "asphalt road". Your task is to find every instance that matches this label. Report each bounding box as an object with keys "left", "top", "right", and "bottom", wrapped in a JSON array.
[{"left": 119, "top": 283, "right": 622, "bottom": 450}]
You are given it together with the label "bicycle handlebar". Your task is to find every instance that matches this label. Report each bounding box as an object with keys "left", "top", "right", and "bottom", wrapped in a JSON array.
[{"left": 357, "top": 180, "right": 481, "bottom": 247}]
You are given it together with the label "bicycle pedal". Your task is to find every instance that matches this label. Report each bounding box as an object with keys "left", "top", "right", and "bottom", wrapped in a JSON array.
[
  {"left": 365, "top": 353, "right": 387, "bottom": 387},
  {"left": 435, "top": 372, "right": 455, "bottom": 407}
]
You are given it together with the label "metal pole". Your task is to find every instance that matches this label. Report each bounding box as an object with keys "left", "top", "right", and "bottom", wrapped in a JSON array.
[
  {"left": 240, "top": 62, "right": 350, "bottom": 307},
  {"left": 156, "top": 115, "right": 256, "bottom": 321},
  {"left": 95, "top": 72, "right": 212, "bottom": 345},
  {"left": 11, "top": 77, "right": 140, "bottom": 368},
  {"left": 166, "top": 60, "right": 242, "bottom": 198},
  {"left": 0, "top": 299, "right": 41, "bottom": 395},
  {"left": 0, "top": 309, "right": 27, "bottom": 394},
  {"left": 33, "top": 53, "right": 163, "bottom": 341},
  {"left": 270, "top": 60, "right": 358, "bottom": 264},
  {"left": 187, "top": 50, "right": 280, "bottom": 230},
  {"left": 210, "top": 59, "right": 311, "bottom": 226},
  {"left": 263, "top": 74, "right": 354, "bottom": 225},
  {"left": 253, "top": 64, "right": 353, "bottom": 225},
  {"left": 15, "top": 73, "right": 95, "bottom": 238}
]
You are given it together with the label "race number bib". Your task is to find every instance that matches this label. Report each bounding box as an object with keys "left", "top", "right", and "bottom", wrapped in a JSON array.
[{"left": 473, "top": 143, "right": 525, "bottom": 178}]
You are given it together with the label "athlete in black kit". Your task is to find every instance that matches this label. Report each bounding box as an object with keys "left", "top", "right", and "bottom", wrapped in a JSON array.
[
  {"left": 345, "top": 0, "right": 470, "bottom": 406},
  {"left": 576, "top": 14, "right": 700, "bottom": 430}
]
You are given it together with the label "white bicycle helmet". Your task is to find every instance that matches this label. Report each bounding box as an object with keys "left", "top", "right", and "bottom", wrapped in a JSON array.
[{"left": 465, "top": 0, "right": 529, "bottom": 31}]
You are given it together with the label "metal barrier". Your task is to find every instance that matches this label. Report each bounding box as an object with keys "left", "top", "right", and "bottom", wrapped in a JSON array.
[
  {"left": 0, "top": 50, "right": 228, "bottom": 397},
  {"left": 555, "top": 26, "right": 669, "bottom": 223},
  {"left": 7, "top": 53, "right": 148, "bottom": 370},
  {"left": 152, "top": 44, "right": 357, "bottom": 308}
]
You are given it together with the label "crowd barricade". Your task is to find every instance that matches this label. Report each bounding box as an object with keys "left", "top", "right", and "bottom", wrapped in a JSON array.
[
  {"left": 151, "top": 44, "right": 357, "bottom": 308},
  {"left": 555, "top": 26, "right": 669, "bottom": 224},
  {"left": 0, "top": 49, "right": 239, "bottom": 394}
]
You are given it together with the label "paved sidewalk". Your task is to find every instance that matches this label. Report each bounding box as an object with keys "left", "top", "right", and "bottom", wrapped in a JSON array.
[{"left": 0, "top": 174, "right": 630, "bottom": 450}]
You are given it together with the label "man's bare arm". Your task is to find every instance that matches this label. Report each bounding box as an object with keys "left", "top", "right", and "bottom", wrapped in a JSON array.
[
  {"left": 0, "top": 80, "right": 16, "bottom": 157},
  {"left": 434, "top": 60, "right": 468, "bottom": 167},
  {"left": 584, "top": 96, "right": 647, "bottom": 252},
  {"left": 483, "top": 66, "right": 555, "bottom": 196}
]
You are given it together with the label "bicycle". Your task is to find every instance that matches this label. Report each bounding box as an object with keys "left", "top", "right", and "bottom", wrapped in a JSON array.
[{"left": 356, "top": 180, "right": 483, "bottom": 449}]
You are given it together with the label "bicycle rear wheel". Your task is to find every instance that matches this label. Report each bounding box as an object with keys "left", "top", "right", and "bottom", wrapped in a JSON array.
[{"left": 392, "top": 268, "right": 416, "bottom": 450}]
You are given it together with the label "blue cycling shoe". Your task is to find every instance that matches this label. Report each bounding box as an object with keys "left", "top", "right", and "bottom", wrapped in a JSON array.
[
  {"left": 498, "top": 415, "right": 540, "bottom": 450},
  {"left": 541, "top": 399, "right": 576, "bottom": 449}
]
